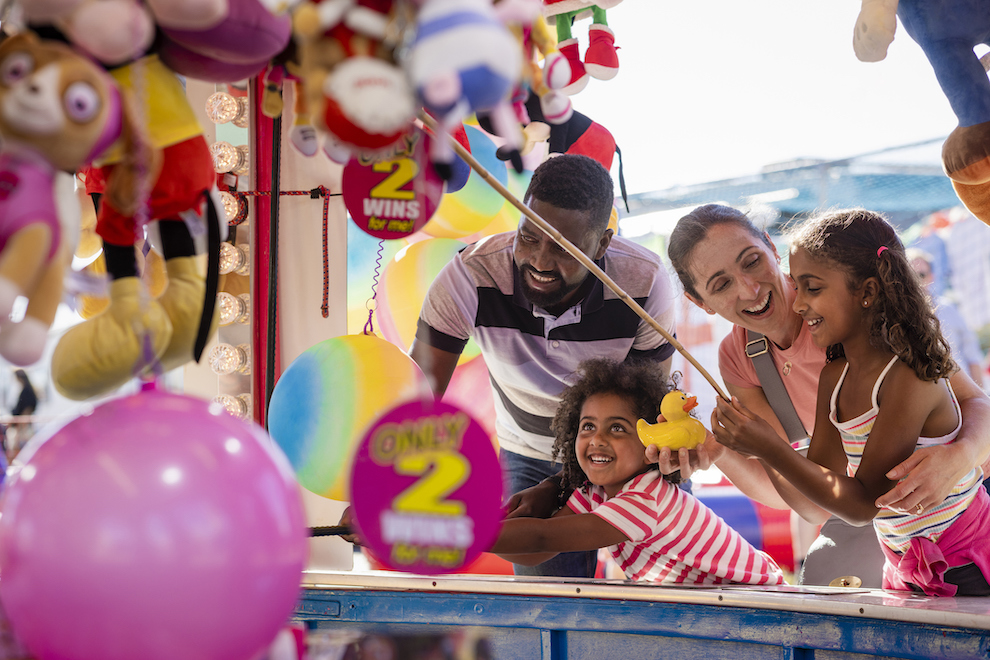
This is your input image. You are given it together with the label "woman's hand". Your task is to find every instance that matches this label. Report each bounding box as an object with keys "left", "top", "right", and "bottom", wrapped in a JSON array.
[
  {"left": 712, "top": 396, "right": 788, "bottom": 458},
  {"left": 875, "top": 443, "right": 976, "bottom": 513}
]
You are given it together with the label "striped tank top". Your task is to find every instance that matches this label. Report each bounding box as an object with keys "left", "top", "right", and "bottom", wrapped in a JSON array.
[{"left": 829, "top": 355, "right": 983, "bottom": 555}]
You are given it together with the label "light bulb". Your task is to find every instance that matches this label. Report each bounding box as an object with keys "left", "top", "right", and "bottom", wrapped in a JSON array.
[
  {"left": 209, "top": 342, "right": 249, "bottom": 376},
  {"left": 237, "top": 293, "right": 251, "bottom": 324},
  {"left": 232, "top": 99, "right": 250, "bottom": 129},
  {"left": 219, "top": 191, "right": 242, "bottom": 223},
  {"left": 206, "top": 92, "right": 239, "bottom": 124},
  {"left": 210, "top": 142, "right": 249, "bottom": 175},
  {"left": 236, "top": 344, "right": 252, "bottom": 376},
  {"left": 213, "top": 393, "right": 251, "bottom": 419},
  {"left": 218, "top": 242, "right": 250, "bottom": 275},
  {"left": 217, "top": 291, "right": 247, "bottom": 326}
]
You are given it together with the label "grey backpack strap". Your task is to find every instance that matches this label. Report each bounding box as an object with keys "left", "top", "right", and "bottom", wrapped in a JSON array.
[{"left": 745, "top": 330, "right": 809, "bottom": 448}]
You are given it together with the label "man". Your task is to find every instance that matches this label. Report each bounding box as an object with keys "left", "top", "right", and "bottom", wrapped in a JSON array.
[{"left": 409, "top": 154, "right": 677, "bottom": 577}]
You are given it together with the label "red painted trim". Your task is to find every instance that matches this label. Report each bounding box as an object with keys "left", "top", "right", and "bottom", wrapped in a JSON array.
[{"left": 251, "top": 77, "right": 279, "bottom": 426}]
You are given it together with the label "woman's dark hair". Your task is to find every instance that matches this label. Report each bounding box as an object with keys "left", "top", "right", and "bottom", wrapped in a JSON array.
[
  {"left": 551, "top": 358, "right": 675, "bottom": 492},
  {"left": 524, "top": 154, "right": 614, "bottom": 236},
  {"left": 786, "top": 208, "right": 956, "bottom": 381},
  {"left": 668, "top": 204, "right": 774, "bottom": 300}
]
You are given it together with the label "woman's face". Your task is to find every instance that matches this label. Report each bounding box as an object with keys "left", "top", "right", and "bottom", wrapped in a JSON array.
[{"left": 683, "top": 223, "right": 795, "bottom": 336}]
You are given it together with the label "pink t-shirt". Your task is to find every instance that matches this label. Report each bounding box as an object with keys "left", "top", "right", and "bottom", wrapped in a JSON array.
[
  {"left": 568, "top": 471, "right": 785, "bottom": 586},
  {"left": 718, "top": 322, "right": 825, "bottom": 436}
]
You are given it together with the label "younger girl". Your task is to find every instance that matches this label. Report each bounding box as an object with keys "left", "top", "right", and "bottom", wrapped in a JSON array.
[
  {"left": 713, "top": 208, "right": 990, "bottom": 596},
  {"left": 492, "top": 358, "right": 785, "bottom": 586}
]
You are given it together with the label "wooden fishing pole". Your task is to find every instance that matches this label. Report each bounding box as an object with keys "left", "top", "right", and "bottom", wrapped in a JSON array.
[{"left": 418, "top": 112, "right": 729, "bottom": 401}]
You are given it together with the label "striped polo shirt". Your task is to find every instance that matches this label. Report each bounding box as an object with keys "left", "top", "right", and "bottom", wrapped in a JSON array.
[
  {"left": 830, "top": 356, "right": 984, "bottom": 555},
  {"left": 570, "top": 471, "right": 786, "bottom": 585},
  {"left": 416, "top": 232, "right": 676, "bottom": 460}
]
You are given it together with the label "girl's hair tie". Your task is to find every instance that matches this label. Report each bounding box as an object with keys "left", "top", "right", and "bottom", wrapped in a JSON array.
[{"left": 877, "top": 246, "right": 888, "bottom": 257}]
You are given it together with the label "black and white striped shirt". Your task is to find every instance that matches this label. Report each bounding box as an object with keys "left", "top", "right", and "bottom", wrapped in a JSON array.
[{"left": 416, "top": 232, "right": 677, "bottom": 460}]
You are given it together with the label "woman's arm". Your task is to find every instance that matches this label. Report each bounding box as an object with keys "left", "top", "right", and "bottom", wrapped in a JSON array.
[
  {"left": 877, "top": 369, "right": 990, "bottom": 512},
  {"left": 709, "top": 383, "right": 797, "bottom": 509},
  {"left": 491, "top": 505, "right": 628, "bottom": 563}
]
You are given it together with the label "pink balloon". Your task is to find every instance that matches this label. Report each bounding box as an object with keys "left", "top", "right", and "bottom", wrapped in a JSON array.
[{"left": 0, "top": 386, "right": 308, "bottom": 660}]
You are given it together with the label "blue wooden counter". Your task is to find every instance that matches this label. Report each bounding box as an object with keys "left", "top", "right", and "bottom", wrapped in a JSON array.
[{"left": 297, "top": 571, "right": 990, "bottom": 659}]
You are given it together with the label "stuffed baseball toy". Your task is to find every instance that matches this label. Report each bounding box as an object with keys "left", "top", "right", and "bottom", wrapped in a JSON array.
[
  {"left": 0, "top": 32, "right": 137, "bottom": 366},
  {"left": 853, "top": 0, "right": 990, "bottom": 224},
  {"left": 406, "top": 0, "right": 527, "bottom": 177}
]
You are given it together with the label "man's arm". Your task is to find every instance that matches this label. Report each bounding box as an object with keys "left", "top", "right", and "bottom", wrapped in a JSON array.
[{"left": 409, "top": 338, "right": 461, "bottom": 398}]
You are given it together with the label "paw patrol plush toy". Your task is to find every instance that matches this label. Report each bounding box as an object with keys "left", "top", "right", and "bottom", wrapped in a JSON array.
[{"left": 0, "top": 32, "right": 138, "bottom": 366}]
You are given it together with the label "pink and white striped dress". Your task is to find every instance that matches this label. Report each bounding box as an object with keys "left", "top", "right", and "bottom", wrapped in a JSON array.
[{"left": 568, "top": 471, "right": 786, "bottom": 585}]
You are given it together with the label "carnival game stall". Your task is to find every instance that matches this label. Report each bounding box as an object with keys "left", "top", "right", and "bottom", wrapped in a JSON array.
[{"left": 0, "top": 2, "right": 989, "bottom": 659}]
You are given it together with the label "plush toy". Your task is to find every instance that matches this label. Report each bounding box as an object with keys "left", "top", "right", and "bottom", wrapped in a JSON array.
[
  {"left": 853, "top": 0, "right": 990, "bottom": 225},
  {"left": 262, "top": 38, "right": 322, "bottom": 157},
  {"left": 406, "top": 0, "right": 529, "bottom": 178},
  {"left": 18, "top": 0, "right": 229, "bottom": 66},
  {"left": 542, "top": 1, "right": 622, "bottom": 95},
  {"left": 501, "top": 1, "right": 572, "bottom": 126},
  {"left": 636, "top": 391, "right": 706, "bottom": 451},
  {"left": 291, "top": 0, "right": 418, "bottom": 163},
  {"left": 0, "top": 33, "right": 137, "bottom": 366}
]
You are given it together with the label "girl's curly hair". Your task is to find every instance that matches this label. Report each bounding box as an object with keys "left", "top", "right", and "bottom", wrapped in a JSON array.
[
  {"left": 551, "top": 358, "right": 676, "bottom": 492},
  {"left": 785, "top": 208, "right": 956, "bottom": 382}
]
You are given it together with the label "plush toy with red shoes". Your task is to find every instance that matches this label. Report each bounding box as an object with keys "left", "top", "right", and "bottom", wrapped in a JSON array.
[
  {"left": 15, "top": 0, "right": 290, "bottom": 400},
  {"left": 853, "top": 0, "right": 990, "bottom": 225},
  {"left": 542, "top": 1, "right": 622, "bottom": 95}
]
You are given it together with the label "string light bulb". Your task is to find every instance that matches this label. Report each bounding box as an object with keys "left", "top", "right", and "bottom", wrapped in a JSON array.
[
  {"left": 213, "top": 393, "right": 252, "bottom": 419},
  {"left": 210, "top": 141, "right": 249, "bottom": 175},
  {"left": 237, "top": 293, "right": 251, "bottom": 324},
  {"left": 218, "top": 242, "right": 250, "bottom": 276},
  {"left": 209, "top": 342, "right": 251, "bottom": 376},
  {"left": 219, "top": 191, "right": 244, "bottom": 224},
  {"left": 205, "top": 92, "right": 242, "bottom": 125},
  {"left": 217, "top": 291, "right": 248, "bottom": 326}
]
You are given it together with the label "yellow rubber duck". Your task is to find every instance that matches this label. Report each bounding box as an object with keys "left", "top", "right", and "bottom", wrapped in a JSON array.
[{"left": 637, "top": 390, "right": 707, "bottom": 451}]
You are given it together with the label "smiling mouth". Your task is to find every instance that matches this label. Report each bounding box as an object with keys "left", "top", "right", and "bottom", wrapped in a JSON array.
[
  {"left": 587, "top": 455, "right": 613, "bottom": 465},
  {"left": 526, "top": 269, "right": 559, "bottom": 285},
  {"left": 743, "top": 292, "right": 771, "bottom": 316},
  {"left": 807, "top": 318, "right": 822, "bottom": 328}
]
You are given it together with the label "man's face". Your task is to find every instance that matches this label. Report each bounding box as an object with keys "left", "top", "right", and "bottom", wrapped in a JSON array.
[{"left": 512, "top": 198, "right": 612, "bottom": 312}]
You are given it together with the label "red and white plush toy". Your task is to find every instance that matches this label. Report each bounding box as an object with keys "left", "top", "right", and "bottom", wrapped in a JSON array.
[
  {"left": 0, "top": 32, "right": 143, "bottom": 366},
  {"left": 292, "top": 0, "right": 418, "bottom": 163}
]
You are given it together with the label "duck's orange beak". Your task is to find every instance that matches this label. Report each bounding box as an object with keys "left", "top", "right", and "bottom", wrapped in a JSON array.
[{"left": 682, "top": 396, "right": 698, "bottom": 412}]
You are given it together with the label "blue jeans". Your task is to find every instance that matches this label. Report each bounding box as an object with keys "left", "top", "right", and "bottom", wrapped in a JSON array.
[{"left": 500, "top": 450, "right": 597, "bottom": 578}]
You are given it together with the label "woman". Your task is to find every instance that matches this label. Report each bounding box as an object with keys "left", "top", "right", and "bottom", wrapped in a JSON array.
[{"left": 662, "top": 204, "right": 990, "bottom": 586}]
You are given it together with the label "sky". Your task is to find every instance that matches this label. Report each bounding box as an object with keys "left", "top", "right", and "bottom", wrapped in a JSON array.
[{"left": 568, "top": 2, "right": 963, "bottom": 196}]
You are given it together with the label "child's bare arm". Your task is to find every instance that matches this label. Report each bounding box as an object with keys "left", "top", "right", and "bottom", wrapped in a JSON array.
[{"left": 491, "top": 505, "right": 629, "bottom": 560}]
